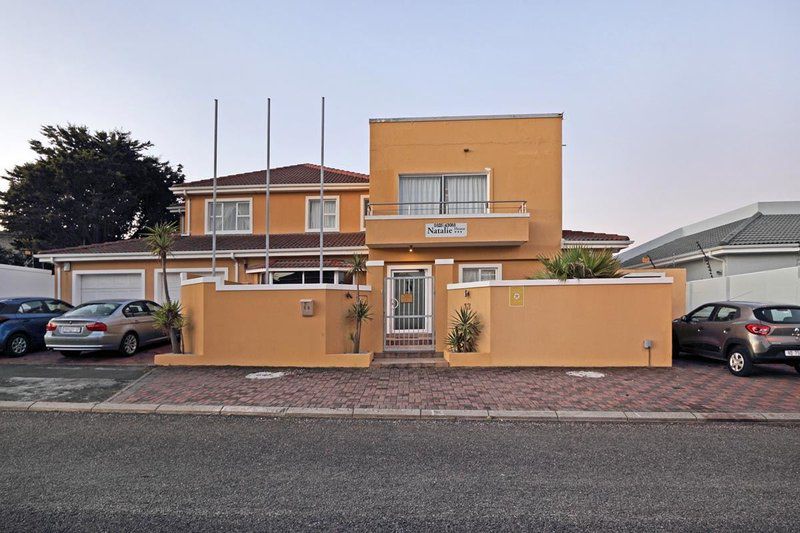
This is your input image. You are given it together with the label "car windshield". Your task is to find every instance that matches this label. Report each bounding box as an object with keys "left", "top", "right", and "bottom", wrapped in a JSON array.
[
  {"left": 754, "top": 307, "right": 800, "bottom": 324},
  {"left": 65, "top": 303, "right": 120, "bottom": 317}
]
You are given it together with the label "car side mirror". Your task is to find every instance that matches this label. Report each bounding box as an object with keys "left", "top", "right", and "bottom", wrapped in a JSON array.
[{"left": 680, "top": 315, "right": 689, "bottom": 322}]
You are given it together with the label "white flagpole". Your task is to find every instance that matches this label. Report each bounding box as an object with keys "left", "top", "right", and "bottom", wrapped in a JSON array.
[
  {"left": 264, "top": 98, "right": 271, "bottom": 283},
  {"left": 211, "top": 98, "right": 219, "bottom": 277},
  {"left": 319, "top": 96, "right": 325, "bottom": 283}
]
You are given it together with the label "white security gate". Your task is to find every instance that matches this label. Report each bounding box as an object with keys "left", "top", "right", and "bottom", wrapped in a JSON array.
[
  {"left": 384, "top": 271, "right": 434, "bottom": 352},
  {"left": 77, "top": 273, "right": 143, "bottom": 304}
]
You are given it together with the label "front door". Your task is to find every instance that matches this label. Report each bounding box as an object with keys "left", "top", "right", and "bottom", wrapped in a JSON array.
[{"left": 384, "top": 268, "right": 434, "bottom": 351}]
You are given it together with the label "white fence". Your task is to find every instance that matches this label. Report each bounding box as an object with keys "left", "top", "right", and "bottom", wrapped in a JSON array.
[
  {"left": 686, "top": 266, "right": 800, "bottom": 312},
  {"left": 0, "top": 264, "right": 54, "bottom": 298}
]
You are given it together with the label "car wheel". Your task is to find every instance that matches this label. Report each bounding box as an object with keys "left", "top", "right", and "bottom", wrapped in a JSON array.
[
  {"left": 119, "top": 332, "right": 139, "bottom": 356},
  {"left": 59, "top": 350, "right": 82, "bottom": 357},
  {"left": 727, "top": 345, "right": 754, "bottom": 377},
  {"left": 5, "top": 333, "right": 30, "bottom": 357}
]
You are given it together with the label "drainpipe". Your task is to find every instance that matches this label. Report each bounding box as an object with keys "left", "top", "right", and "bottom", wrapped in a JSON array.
[{"left": 230, "top": 253, "right": 239, "bottom": 283}]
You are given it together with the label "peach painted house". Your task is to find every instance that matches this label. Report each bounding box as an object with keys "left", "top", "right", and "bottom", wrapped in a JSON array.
[{"left": 35, "top": 113, "right": 679, "bottom": 368}]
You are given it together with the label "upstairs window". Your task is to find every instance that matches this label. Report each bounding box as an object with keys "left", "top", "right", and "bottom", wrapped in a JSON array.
[
  {"left": 306, "top": 197, "right": 339, "bottom": 232},
  {"left": 206, "top": 200, "right": 251, "bottom": 234},
  {"left": 399, "top": 173, "right": 487, "bottom": 215}
]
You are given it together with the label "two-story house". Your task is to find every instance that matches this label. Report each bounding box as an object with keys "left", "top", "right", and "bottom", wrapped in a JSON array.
[{"left": 36, "top": 114, "right": 632, "bottom": 331}]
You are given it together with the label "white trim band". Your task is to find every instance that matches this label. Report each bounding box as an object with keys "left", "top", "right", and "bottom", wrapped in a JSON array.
[{"left": 447, "top": 277, "right": 674, "bottom": 290}]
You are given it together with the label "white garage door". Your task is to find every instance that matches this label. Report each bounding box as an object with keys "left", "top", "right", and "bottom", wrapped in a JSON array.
[
  {"left": 156, "top": 271, "right": 221, "bottom": 303},
  {"left": 78, "top": 273, "right": 143, "bottom": 304}
]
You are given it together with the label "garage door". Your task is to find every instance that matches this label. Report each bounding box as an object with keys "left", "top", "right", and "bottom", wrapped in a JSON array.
[
  {"left": 78, "top": 273, "right": 143, "bottom": 304},
  {"left": 156, "top": 271, "right": 220, "bottom": 303}
]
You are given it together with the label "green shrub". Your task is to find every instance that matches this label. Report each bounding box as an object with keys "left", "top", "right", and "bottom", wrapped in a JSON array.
[
  {"left": 446, "top": 305, "right": 482, "bottom": 353},
  {"left": 532, "top": 247, "right": 622, "bottom": 280}
]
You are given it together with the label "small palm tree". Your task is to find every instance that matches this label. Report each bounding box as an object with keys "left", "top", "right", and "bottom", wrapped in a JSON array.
[
  {"left": 346, "top": 254, "right": 371, "bottom": 353},
  {"left": 532, "top": 247, "right": 622, "bottom": 280},
  {"left": 446, "top": 305, "right": 482, "bottom": 353},
  {"left": 143, "top": 221, "right": 182, "bottom": 353}
]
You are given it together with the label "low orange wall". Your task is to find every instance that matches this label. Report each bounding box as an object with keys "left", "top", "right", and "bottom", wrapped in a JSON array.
[
  {"left": 156, "top": 279, "right": 374, "bottom": 367},
  {"left": 445, "top": 278, "right": 674, "bottom": 367}
]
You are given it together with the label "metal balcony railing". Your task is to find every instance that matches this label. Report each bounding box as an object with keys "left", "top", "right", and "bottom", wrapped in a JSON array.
[{"left": 366, "top": 200, "right": 527, "bottom": 216}]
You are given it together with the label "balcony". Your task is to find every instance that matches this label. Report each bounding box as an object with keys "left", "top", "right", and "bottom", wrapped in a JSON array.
[{"left": 365, "top": 200, "right": 530, "bottom": 248}]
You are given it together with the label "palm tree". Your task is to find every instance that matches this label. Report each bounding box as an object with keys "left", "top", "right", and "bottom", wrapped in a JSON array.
[
  {"left": 346, "top": 254, "right": 371, "bottom": 353},
  {"left": 532, "top": 247, "right": 622, "bottom": 280},
  {"left": 143, "top": 221, "right": 182, "bottom": 353}
]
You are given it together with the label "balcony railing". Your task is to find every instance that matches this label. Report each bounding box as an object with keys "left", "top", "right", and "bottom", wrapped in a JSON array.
[{"left": 367, "top": 200, "right": 527, "bottom": 217}]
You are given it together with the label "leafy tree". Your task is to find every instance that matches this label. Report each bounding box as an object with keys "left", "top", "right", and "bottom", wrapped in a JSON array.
[{"left": 0, "top": 125, "right": 184, "bottom": 254}]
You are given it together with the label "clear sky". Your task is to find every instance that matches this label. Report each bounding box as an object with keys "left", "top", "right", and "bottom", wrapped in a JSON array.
[{"left": 1, "top": 0, "right": 797, "bottom": 246}]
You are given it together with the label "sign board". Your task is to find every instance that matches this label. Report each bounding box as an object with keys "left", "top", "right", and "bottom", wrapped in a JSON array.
[
  {"left": 509, "top": 287, "right": 524, "bottom": 307},
  {"left": 425, "top": 222, "right": 467, "bottom": 238},
  {"left": 400, "top": 292, "right": 414, "bottom": 304}
]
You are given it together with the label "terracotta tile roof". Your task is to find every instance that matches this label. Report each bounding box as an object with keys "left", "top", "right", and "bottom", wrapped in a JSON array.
[
  {"left": 179, "top": 163, "right": 369, "bottom": 188},
  {"left": 562, "top": 229, "right": 631, "bottom": 242},
  {"left": 40, "top": 232, "right": 367, "bottom": 255},
  {"left": 248, "top": 257, "right": 353, "bottom": 270}
]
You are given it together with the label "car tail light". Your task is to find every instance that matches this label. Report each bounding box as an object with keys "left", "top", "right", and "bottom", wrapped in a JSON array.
[
  {"left": 46, "top": 322, "right": 57, "bottom": 331},
  {"left": 85, "top": 322, "right": 108, "bottom": 332},
  {"left": 745, "top": 323, "right": 771, "bottom": 336}
]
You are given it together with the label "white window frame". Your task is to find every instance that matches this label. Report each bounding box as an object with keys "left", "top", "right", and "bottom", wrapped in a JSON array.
[
  {"left": 360, "top": 194, "right": 369, "bottom": 231},
  {"left": 204, "top": 197, "right": 253, "bottom": 235},
  {"left": 397, "top": 172, "right": 491, "bottom": 213},
  {"left": 305, "top": 196, "right": 340, "bottom": 233},
  {"left": 458, "top": 263, "right": 503, "bottom": 283}
]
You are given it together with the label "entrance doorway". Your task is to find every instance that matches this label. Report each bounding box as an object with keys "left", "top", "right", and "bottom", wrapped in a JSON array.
[{"left": 384, "top": 267, "right": 434, "bottom": 352}]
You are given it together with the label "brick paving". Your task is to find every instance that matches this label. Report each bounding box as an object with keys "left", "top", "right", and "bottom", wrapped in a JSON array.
[
  {"left": 108, "top": 357, "right": 800, "bottom": 412},
  {"left": 0, "top": 344, "right": 168, "bottom": 367}
]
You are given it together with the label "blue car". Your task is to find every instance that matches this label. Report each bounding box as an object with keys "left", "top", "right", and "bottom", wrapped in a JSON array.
[{"left": 0, "top": 297, "right": 74, "bottom": 357}]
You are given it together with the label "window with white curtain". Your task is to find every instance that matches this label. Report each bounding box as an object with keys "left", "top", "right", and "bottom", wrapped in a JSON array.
[
  {"left": 460, "top": 265, "right": 501, "bottom": 282},
  {"left": 398, "top": 173, "right": 487, "bottom": 214},
  {"left": 206, "top": 200, "right": 251, "bottom": 233},
  {"left": 306, "top": 197, "right": 339, "bottom": 231}
]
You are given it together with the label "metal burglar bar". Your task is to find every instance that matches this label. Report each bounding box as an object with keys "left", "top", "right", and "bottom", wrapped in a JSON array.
[{"left": 383, "top": 274, "right": 435, "bottom": 352}]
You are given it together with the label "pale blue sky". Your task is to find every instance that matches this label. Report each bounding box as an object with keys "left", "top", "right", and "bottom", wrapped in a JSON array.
[{"left": 1, "top": 0, "right": 797, "bottom": 245}]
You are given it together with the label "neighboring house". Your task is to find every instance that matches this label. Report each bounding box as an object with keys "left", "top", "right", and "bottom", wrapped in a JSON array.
[
  {"left": 35, "top": 116, "right": 631, "bottom": 307},
  {"left": 618, "top": 202, "right": 800, "bottom": 281}
]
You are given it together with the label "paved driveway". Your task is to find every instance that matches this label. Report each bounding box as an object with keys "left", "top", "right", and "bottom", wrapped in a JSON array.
[
  {"left": 108, "top": 356, "right": 800, "bottom": 412},
  {"left": 0, "top": 364, "right": 150, "bottom": 402},
  {"left": 0, "top": 343, "right": 168, "bottom": 366}
]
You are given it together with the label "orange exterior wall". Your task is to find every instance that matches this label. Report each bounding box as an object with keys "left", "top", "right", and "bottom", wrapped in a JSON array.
[
  {"left": 187, "top": 189, "right": 367, "bottom": 236},
  {"left": 445, "top": 280, "right": 674, "bottom": 367},
  {"left": 367, "top": 116, "right": 562, "bottom": 264},
  {"left": 156, "top": 279, "right": 373, "bottom": 367},
  {"left": 621, "top": 268, "right": 687, "bottom": 320}
]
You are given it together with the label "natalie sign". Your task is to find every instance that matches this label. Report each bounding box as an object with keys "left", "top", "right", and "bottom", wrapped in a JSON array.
[{"left": 425, "top": 222, "right": 468, "bottom": 238}]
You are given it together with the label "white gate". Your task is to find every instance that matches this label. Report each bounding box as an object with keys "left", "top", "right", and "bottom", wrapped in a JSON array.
[{"left": 383, "top": 272, "right": 434, "bottom": 352}]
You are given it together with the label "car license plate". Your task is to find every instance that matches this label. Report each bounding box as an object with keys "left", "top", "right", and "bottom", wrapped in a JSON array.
[
  {"left": 60, "top": 326, "right": 82, "bottom": 334},
  {"left": 786, "top": 350, "right": 800, "bottom": 357}
]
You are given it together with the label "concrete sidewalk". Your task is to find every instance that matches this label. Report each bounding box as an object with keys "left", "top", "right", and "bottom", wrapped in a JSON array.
[{"left": 2, "top": 399, "right": 799, "bottom": 423}]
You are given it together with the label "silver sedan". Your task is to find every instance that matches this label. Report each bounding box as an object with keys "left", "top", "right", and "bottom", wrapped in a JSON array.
[{"left": 45, "top": 299, "right": 168, "bottom": 356}]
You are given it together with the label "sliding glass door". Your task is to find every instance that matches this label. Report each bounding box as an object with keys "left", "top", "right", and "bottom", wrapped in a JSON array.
[{"left": 398, "top": 173, "right": 487, "bottom": 215}]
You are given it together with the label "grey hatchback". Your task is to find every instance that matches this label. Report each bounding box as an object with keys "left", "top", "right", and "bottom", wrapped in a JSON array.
[
  {"left": 44, "top": 299, "right": 168, "bottom": 356},
  {"left": 673, "top": 301, "right": 800, "bottom": 377}
]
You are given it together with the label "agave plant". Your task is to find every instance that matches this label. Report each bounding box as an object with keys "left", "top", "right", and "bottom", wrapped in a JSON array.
[
  {"left": 532, "top": 247, "right": 622, "bottom": 280},
  {"left": 446, "top": 305, "right": 482, "bottom": 353}
]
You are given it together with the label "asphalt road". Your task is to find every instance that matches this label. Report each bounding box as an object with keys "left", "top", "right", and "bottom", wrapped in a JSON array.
[
  {"left": 1, "top": 413, "right": 798, "bottom": 531},
  {"left": 0, "top": 364, "right": 149, "bottom": 402}
]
